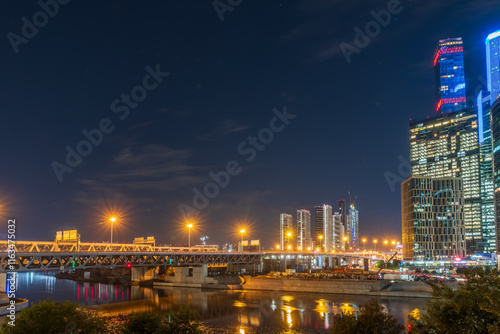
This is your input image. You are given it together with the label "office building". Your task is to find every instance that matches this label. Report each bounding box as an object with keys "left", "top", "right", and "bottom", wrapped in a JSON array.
[
  {"left": 315, "top": 205, "right": 333, "bottom": 252},
  {"left": 490, "top": 98, "right": 500, "bottom": 253},
  {"left": 297, "top": 209, "right": 311, "bottom": 251},
  {"left": 478, "top": 91, "right": 496, "bottom": 253},
  {"left": 279, "top": 213, "right": 294, "bottom": 251},
  {"left": 434, "top": 38, "right": 466, "bottom": 113},
  {"left": 349, "top": 204, "right": 359, "bottom": 250},
  {"left": 486, "top": 30, "right": 500, "bottom": 101},
  {"left": 333, "top": 212, "right": 343, "bottom": 251},
  {"left": 410, "top": 110, "right": 482, "bottom": 254},
  {"left": 401, "top": 176, "right": 466, "bottom": 261}
]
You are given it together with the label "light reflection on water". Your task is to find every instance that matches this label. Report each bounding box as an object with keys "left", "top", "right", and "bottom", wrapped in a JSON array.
[{"left": 14, "top": 272, "right": 429, "bottom": 332}]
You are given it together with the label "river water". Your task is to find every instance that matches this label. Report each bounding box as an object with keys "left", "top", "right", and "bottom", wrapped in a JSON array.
[{"left": 12, "top": 272, "right": 429, "bottom": 333}]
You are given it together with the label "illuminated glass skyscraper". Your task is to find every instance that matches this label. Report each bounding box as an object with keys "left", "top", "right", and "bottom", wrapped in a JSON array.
[
  {"left": 409, "top": 110, "right": 482, "bottom": 254},
  {"left": 491, "top": 99, "right": 500, "bottom": 253},
  {"left": 434, "top": 38, "right": 466, "bottom": 113},
  {"left": 477, "top": 91, "right": 496, "bottom": 253},
  {"left": 486, "top": 30, "right": 500, "bottom": 101}
]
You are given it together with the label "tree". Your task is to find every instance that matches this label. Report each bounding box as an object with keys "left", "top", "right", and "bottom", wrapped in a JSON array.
[
  {"left": 332, "top": 300, "right": 405, "bottom": 334},
  {"left": 409, "top": 267, "right": 500, "bottom": 334},
  {"left": 120, "top": 306, "right": 202, "bottom": 334},
  {"left": 0, "top": 300, "right": 106, "bottom": 334},
  {"left": 376, "top": 260, "right": 385, "bottom": 268}
]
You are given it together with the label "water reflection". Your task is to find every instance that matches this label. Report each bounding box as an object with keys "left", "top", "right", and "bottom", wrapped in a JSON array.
[{"left": 14, "top": 272, "right": 428, "bottom": 331}]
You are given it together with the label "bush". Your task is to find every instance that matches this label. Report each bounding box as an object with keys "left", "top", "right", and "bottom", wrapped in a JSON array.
[
  {"left": 409, "top": 268, "right": 500, "bottom": 334},
  {"left": 0, "top": 300, "right": 106, "bottom": 334},
  {"left": 332, "top": 300, "right": 404, "bottom": 334},
  {"left": 121, "top": 312, "right": 163, "bottom": 334},
  {"left": 120, "top": 305, "right": 202, "bottom": 334}
]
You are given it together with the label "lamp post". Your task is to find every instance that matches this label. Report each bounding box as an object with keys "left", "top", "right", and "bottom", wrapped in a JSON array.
[
  {"left": 343, "top": 236, "right": 348, "bottom": 252},
  {"left": 384, "top": 240, "right": 388, "bottom": 252},
  {"left": 362, "top": 238, "right": 367, "bottom": 251},
  {"left": 240, "top": 229, "right": 246, "bottom": 251},
  {"left": 391, "top": 240, "right": 396, "bottom": 251},
  {"left": 287, "top": 232, "right": 292, "bottom": 251},
  {"left": 187, "top": 224, "right": 193, "bottom": 248},
  {"left": 109, "top": 217, "right": 116, "bottom": 245},
  {"left": 318, "top": 235, "right": 323, "bottom": 252},
  {"left": 373, "top": 239, "right": 377, "bottom": 252}
]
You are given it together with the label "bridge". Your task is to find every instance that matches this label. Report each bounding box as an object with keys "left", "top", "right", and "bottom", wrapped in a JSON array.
[{"left": 0, "top": 240, "right": 388, "bottom": 273}]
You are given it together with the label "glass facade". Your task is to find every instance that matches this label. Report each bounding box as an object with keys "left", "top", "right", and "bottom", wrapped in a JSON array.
[
  {"left": 349, "top": 206, "right": 359, "bottom": 250},
  {"left": 477, "top": 91, "right": 496, "bottom": 253},
  {"left": 486, "top": 30, "right": 500, "bottom": 102},
  {"left": 401, "top": 176, "right": 466, "bottom": 261},
  {"left": 409, "top": 110, "right": 482, "bottom": 254},
  {"left": 434, "top": 38, "right": 466, "bottom": 113},
  {"left": 490, "top": 99, "right": 500, "bottom": 253}
]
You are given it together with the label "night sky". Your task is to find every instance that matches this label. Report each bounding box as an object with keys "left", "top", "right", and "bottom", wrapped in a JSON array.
[{"left": 1, "top": 0, "right": 499, "bottom": 247}]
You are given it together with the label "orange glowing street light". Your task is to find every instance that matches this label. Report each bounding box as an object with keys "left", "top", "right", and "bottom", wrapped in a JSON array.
[
  {"left": 187, "top": 223, "right": 193, "bottom": 247},
  {"left": 362, "top": 238, "right": 367, "bottom": 251},
  {"left": 240, "top": 229, "right": 246, "bottom": 243},
  {"left": 373, "top": 239, "right": 378, "bottom": 251},
  {"left": 109, "top": 217, "right": 116, "bottom": 245}
]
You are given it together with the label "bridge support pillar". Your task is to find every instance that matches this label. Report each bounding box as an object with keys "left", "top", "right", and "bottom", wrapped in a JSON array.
[
  {"left": 131, "top": 267, "right": 156, "bottom": 282},
  {"left": 0, "top": 273, "right": 6, "bottom": 293}
]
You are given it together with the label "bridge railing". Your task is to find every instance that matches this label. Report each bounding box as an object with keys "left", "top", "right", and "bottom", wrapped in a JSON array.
[{"left": 0, "top": 241, "right": 219, "bottom": 253}]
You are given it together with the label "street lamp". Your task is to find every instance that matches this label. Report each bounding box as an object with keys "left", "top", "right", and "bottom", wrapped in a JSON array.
[
  {"left": 362, "top": 238, "right": 367, "bottom": 251},
  {"left": 109, "top": 217, "right": 116, "bottom": 245},
  {"left": 343, "top": 236, "right": 348, "bottom": 251},
  {"left": 240, "top": 229, "right": 246, "bottom": 251},
  {"left": 287, "top": 232, "right": 292, "bottom": 251},
  {"left": 373, "top": 239, "right": 378, "bottom": 251},
  {"left": 187, "top": 224, "right": 193, "bottom": 247},
  {"left": 319, "top": 235, "right": 323, "bottom": 252},
  {"left": 384, "top": 240, "right": 388, "bottom": 251},
  {"left": 391, "top": 240, "right": 396, "bottom": 251}
]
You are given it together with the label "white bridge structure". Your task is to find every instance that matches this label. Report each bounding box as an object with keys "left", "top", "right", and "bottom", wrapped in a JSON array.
[{"left": 0, "top": 240, "right": 388, "bottom": 279}]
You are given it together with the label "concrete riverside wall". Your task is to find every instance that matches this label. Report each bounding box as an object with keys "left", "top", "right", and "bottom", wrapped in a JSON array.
[
  {"left": 242, "top": 277, "right": 384, "bottom": 295},
  {"left": 242, "top": 277, "right": 432, "bottom": 298}
]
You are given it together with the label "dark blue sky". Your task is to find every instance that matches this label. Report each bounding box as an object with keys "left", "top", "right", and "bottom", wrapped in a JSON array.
[{"left": 1, "top": 0, "right": 499, "bottom": 247}]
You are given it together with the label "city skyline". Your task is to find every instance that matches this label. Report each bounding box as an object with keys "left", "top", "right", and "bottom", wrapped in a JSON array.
[{"left": 1, "top": 2, "right": 500, "bottom": 248}]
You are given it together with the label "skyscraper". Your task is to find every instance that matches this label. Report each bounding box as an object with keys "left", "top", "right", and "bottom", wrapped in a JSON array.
[
  {"left": 490, "top": 98, "right": 500, "bottom": 253},
  {"left": 401, "top": 176, "right": 466, "bottom": 261},
  {"left": 486, "top": 30, "right": 500, "bottom": 101},
  {"left": 434, "top": 37, "right": 466, "bottom": 113},
  {"left": 280, "top": 213, "right": 294, "bottom": 250},
  {"left": 410, "top": 110, "right": 482, "bottom": 254},
  {"left": 349, "top": 204, "right": 359, "bottom": 250},
  {"left": 314, "top": 205, "right": 333, "bottom": 252},
  {"left": 333, "top": 212, "right": 343, "bottom": 251},
  {"left": 338, "top": 199, "right": 347, "bottom": 227},
  {"left": 297, "top": 209, "right": 311, "bottom": 251},
  {"left": 477, "top": 91, "right": 496, "bottom": 253}
]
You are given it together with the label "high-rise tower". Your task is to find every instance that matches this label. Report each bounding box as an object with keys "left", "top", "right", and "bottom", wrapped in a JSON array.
[
  {"left": 410, "top": 110, "right": 482, "bottom": 254},
  {"left": 296, "top": 209, "right": 311, "bottom": 251},
  {"left": 314, "top": 205, "right": 333, "bottom": 252},
  {"left": 434, "top": 38, "right": 466, "bottom": 113},
  {"left": 280, "top": 213, "right": 294, "bottom": 250},
  {"left": 486, "top": 30, "right": 500, "bottom": 101}
]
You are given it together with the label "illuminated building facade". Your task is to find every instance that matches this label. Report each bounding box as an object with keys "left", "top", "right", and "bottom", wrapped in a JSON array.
[
  {"left": 401, "top": 176, "right": 466, "bottom": 261},
  {"left": 314, "top": 205, "right": 333, "bottom": 251},
  {"left": 338, "top": 199, "right": 347, "bottom": 229},
  {"left": 477, "top": 91, "right": 496, "bottom": 253},
  {"left": 487, "top": 30, "right": 500, "bottom": 101},
  {"left": 279, "top": 213, "right": 294, "bottom": 250},
  {"left": 333, "top": 212, "right": 343, "bottom": 251},
  {"left": 409, "top": 110, "right": 482, "bottom": 254},
  {"left": 296, "top": 209, "right": 311, "bottom": 251},
  {"left": 491, "top": 98, "right": 500, "bottom": 253},
  {"left": 434, "top": 37, "right": 466, "bottom": 113},
  {"left": 349, "top": 205, "right": 359, "bottom": 250}
]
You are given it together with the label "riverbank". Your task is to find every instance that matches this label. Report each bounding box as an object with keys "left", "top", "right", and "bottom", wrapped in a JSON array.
[{"left": 241, "top": 276, "right": 436, "bottom": 298}]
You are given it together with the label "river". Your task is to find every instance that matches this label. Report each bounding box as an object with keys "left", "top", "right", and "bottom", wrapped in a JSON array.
[{"left": 11, "top": 272, "right": 429, "bottom": 333}]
